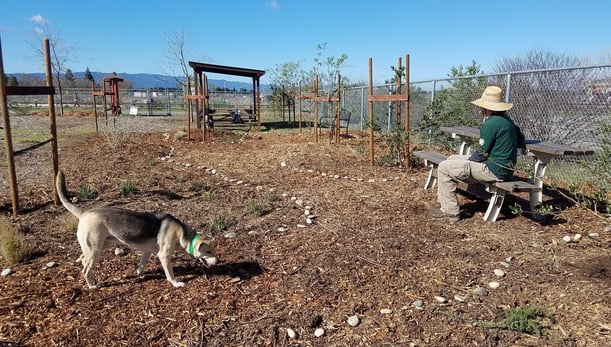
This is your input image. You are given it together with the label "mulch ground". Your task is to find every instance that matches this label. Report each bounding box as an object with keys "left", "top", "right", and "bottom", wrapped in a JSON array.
[{"left": 0, "top": 114, "right": 609, "bottom": 346}]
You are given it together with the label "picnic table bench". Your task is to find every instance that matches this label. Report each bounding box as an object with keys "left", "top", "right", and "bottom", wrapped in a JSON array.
[{"left": 414, "top": 126, "right": 595, "bottom": 222}]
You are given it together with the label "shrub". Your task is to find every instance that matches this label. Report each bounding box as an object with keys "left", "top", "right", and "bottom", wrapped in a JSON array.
[
  {"left": 0, "top": 218, "right": 32, "bottom": 266},
  {"left": 77, "top": 184, "right": 97, "bottom": 201},
  {"left": 120, "top": 181, "right": 136, "bottom": 196},
  {"left": 209, "top": 215, "right": 227, "bottom": 233}
]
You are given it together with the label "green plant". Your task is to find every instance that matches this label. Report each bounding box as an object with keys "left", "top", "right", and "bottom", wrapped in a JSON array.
[
  {"left": 0, "top": 218, "right": 32, "bottom": 266},
  {"left": 77, "top": 184, "right": 96, "bottom": 201},
  {"left": 379, "top": 127, "right": 408, "bottom": 168},
  {"left": 209, "top": 215, "right": 227, "bottom": 233},
  {"left": 201, "top": 188, "right": 217, "bottom": 201},
  {"left": 175, "top": 174, "right": 185, "bottom": 183},
  {"left": 191, "top": 180, "right": 206, "bottom": 192},
  {"left": 120, "top": 181, "right": 136, "bottom": 196},
  {"left": 247, "top": 200, "right": 268, "bottom": 216},
  {"left": 267, "top": 192, "right": 280, "bottom": 202},
  {"left": 479, "top": 305, "right": 554, "bottom": 336},
  {"left": 147, "top": 157, "right": 158, "bottom": 167}
]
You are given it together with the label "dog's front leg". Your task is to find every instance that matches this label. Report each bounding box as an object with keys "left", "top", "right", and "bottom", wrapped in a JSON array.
[
  {"left": 157, "top": 252, "right": 184, "bottom": 287},
  {"left": 137, "top": 252, "right": 151, "bottom": 275}
]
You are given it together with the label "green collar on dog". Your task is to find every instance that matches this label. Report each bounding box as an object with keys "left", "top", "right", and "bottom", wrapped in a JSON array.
[{"left": 189, "top": 234, "right": 201, "bottom": 255}]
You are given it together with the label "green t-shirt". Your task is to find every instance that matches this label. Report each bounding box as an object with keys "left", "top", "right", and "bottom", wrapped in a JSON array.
[{"left": 479, "top": 113, "right": 524, "bottom": 179}]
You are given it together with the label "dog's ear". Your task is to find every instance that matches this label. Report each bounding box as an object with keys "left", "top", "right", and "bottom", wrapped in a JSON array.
[{"left": 197, "top": 242, "right": 215, "bottom": 256}]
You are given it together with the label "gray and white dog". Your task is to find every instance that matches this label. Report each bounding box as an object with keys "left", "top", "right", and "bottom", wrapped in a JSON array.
[{"left": 56, "top": 171, "right": 217, "bottom": 288}]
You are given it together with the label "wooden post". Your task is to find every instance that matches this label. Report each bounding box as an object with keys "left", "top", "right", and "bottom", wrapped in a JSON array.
[
  {"left": 335, "top": 73, "right": 341, "bottom": 144},
  {"left": 0, "top": 37, "right": 19, "bottom": 216},
  {"left": 396, "top": 57, "right": 402, "bottom": 126},
  {"left": 405, "top": 54, "right": 410, "bottom": 167},
  {"left": 368, "top": 58, "right": 374, "bottom": 166},
  {"left": 313, "top": 75, "right": 319, "bottom": 143},
  {"left": 45, "top": 39, "right": 60, "bottom": 205},
  {"left": 298, "top": 82, "right": 302, "bottom": 133},
  {"left": 91, "top": 80, "right": 98, "bottom": 132},
  {"left": 186, "top": 78, "right": 191, "bottom": 140}
]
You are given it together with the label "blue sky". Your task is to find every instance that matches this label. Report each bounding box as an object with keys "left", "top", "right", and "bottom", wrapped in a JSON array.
[{"left": 1, "top": 0, "right": 610, "bottom": 85}]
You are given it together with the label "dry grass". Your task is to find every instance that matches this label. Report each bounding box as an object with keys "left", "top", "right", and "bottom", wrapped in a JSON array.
[{"left": 0, "top": 218, "right": 32, "bottom": 266}]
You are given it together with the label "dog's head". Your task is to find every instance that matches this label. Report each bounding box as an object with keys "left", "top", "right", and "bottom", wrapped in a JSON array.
[{"left": 189, "top": 234, "right": 218, "bottom": 268}]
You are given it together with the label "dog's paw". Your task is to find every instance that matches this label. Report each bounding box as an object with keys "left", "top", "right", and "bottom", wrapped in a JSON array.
[{"left": 171, "top": 281, "right": 185, "bottom": 288}]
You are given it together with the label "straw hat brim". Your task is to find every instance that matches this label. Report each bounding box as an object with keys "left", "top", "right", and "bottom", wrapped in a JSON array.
[{"left": 471, "top": 98, "right": 513, "bottom": 112}]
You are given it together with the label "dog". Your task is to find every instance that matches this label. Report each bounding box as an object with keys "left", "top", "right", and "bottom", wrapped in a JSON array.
[{"left": 55, "top": 171, "right": 217, "bottom": 288}]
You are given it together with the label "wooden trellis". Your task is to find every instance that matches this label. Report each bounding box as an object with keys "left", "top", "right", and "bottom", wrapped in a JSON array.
[
  {"left": 299, "top": 73, "right": 342, "bottom": 143},
  {"left": 367, "top": 55, "right": 410, "bottom": 166},
  {"left": 92, "top": 77, "right": 124, "bottom": 131},
  {"left": 0, "top": 38, "right": 59, "bottom": 216}
]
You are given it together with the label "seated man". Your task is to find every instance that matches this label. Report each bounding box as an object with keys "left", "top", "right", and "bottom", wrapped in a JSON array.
[{"left": 429, "top": 86, "right": 525, "bottom": 222}]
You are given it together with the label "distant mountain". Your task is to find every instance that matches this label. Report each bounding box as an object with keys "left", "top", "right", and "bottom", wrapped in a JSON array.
[{"left": 9, "top": 71, "right": 267, "bottom": 90}]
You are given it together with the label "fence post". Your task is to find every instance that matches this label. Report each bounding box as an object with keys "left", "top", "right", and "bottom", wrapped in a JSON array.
[{"left": 505, "top": 74, "right": 512, "bottom": 103}]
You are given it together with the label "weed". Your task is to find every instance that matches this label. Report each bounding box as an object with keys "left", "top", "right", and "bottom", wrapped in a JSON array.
[
  {"left": 191, "top": 180, "right": 206, "bottom": 192},
  {"left": 267, "top": 192, "right": 280, "bottom": 202},
  {"left": 175, "top": 174, "right": 185, "bottom": 183},
  {"left": 209, "top": 215, "right": 227, "bottom": 233},
  {"left": 0, "top": 218, "right": 32, "bottom": 266},
  {"left": 202, "top": 188, "right": 217, "bottom": 201},
  {"left": 147, "top": 157, "right": 158, "bottom": 166},
  {"left": 77, "top": 184, "right": 97, "bottom": 201},
  {"left": 479, "top": 305, "right": 554, "bottom": 336},
  {"left": 120, "top": 181, "right": 136, "bottom": 196},
  {"left": 247, "top": 200, "right": 268, "bottom": 216},
  {"left": 58, "top": 214, "right": 79, "bottom": 233}
]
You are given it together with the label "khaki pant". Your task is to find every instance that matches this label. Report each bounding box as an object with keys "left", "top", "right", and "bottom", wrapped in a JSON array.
[{"left": 437, "top": 155, "right": 500, "bottom": 215}]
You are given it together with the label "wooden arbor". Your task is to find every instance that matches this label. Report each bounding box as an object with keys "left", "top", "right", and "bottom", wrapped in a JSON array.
[
  {"left": 186, "top": 62, "right": 265, "bottom": 141},
  {"left": 92, "top": 76, "right": 124, "bottom": 131},
  {"left": 0, "top": 38, "right": 59, "bottom": 216},
  {"left": 367, "top": 55, "right": 410, "bottom": 166}
]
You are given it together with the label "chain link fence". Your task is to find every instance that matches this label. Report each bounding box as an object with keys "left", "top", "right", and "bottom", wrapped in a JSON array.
[
  {"left": 6, "top": 65, "right": 610, "bottom": 201},
  {"left": 342, "top": 64, "right": 610, "bottom": 202}
]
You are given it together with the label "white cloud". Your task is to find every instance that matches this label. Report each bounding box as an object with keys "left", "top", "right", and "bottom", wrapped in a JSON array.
[
  {"left": 30, "top": 14, "right": 49, "bottom": 25},
  {"left": 270, "top": 0, "right": 280, "bottom": 10},
  {"left": 33, "top": 27, "right": 43, "bottom": 34}
]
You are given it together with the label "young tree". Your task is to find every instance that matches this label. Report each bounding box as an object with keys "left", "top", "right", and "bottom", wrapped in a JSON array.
[{"left": 28, "top": 14, "right": 73, "bottom": 116}]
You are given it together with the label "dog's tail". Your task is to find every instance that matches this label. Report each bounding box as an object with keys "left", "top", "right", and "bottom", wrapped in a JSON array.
[{"left": 55, "top": 171, "right": 84, "bottom": 218}]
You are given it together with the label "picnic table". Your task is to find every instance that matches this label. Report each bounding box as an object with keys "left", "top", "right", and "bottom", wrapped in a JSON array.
[{"left": 439, "top": 125, "right": 595, "bottom": 210}]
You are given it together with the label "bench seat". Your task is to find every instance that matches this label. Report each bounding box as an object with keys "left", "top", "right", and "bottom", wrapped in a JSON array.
[{"left": 413, "top": 150, "right": 540, "bottom": 222}]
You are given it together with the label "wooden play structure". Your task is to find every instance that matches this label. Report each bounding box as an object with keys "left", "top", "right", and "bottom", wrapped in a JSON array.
[
  {"left": 298, "top": 73, "right": 343, "bottom": 143},
  {"left": 0, "top": 38, "right": 59, "bottom": 216},
  {"left": 92, "top": 76, "right": 124, "bottom": 131},
  {"left": 185, "top": 62, "right": 265, "bottom": 141},
  {"left": 367, "top": 55, "right": 410, "bottom": 166}
]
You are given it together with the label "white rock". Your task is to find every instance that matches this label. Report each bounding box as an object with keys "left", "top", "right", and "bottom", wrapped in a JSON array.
[
  {"left": 454, "top": 295, "right": 465, "bottom": 302},
  {"left": 314, "top": 328, "right": 325, "bottom": 337},
  {"left": 494, "top": 269, "right": 506, "bottom": 277},
  {"left": 290, "top": 196, "right": 297, "bottom": 202},
  {"left": 304, "top": 210, "right": 311, "bottom": 216},
  {"left": 473, "top": 287, "right": 488, "bottom": 296},
  {"left": 572, "top": 233, "right": 582, "bottom": 241},
  {"left": 563, "top": 235, "right": 572, "bottom": 242},
  {"left": 505, "top": 256, "right": 513, "bottom": 263},
  {"left": 295, "top": 199, "right": 304, "bottom": 206},
  {"left": 296, "top": 224, "right": 306, "bottom": 228},
  {"left": 333, "top": 175, "right": 339, "bottom": 179},
  {"left": 488, "top": 281, "right": 500, "bottom": 289},
  {"left": 347, "top": 315, "right": 360, "bottom": 327},
  {"left": 277, "top": 227, "right": 288, "bottom": 232},
  {"left": 380, "top": 308, "right": 392, "bottom": 314},
  {"left": 286, "top": 328, "right": 297, "bottom": 339},
  {"left": 306, "top": 218, "right": 313, "bottom": 224},
  {"left": 604, "top": 225, "right": 611, "bottom": 233},
  {"left": 368, "top": 179, "right": 375, "bottom": 183},
  {"left": 1, "top": 268, "right": 13, "bottom": 276},
  {"left": 411, "top": 300, "right": 424, "bottom": 308},
  {"left": 434, "top": 296, "right": 447, "bottom": 303},
  {"left": 210, "top": 169, "right": 217, "bottom": 175},
  {"left": 114, "top": 248, "right": 125, "bottom": 256},
  {"left": 588, "top": 232, "right": 600, "bottom": 238},
  {"left": 255, "top": 185, "right": 263, "bottom": 191},
  {"left": 45, "top": 261, "right": 57, "bottom": 268},
  {"left": 500, "top": 261, "right": 510, "bottom": 268},
  {"left": 236, "top": 180, "right": 243, "bottom": 185},
  {"left": 224, "top": 232, "right": 237, "bottom": 238},
  {"left": 280, "top": 161, "right": 287, "bottom": 167}
]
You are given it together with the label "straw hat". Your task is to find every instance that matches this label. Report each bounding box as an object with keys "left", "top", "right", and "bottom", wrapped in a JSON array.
[{"left": 471, "top": 86, "right": 513, "bottom": 111}]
